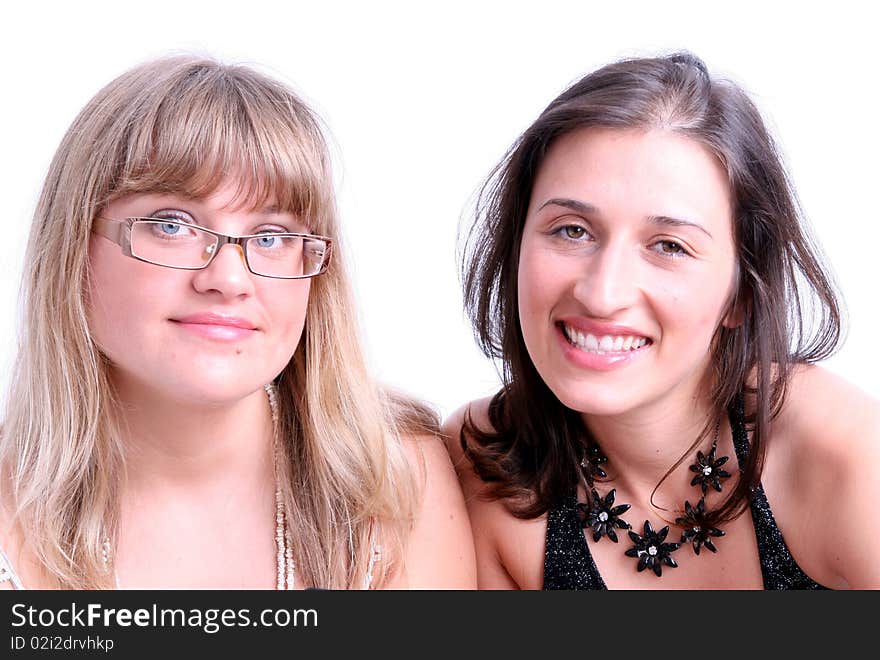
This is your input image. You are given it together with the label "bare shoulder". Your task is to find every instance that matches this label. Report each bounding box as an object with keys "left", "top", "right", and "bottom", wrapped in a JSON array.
[
  {"left": 439, "top": 398, "right": 546, "bottom": 589},
  {"left": 769, "top": 364, "right": 880, "bottom": 587},
  {"left": 775, "top": 364, "right": 880, "bottom": 460},
  {"left": 388, "top": 432, "right": 476, "bottom": 589},
  {"left": 399, "top": 431, "right": 455, "bottom": 481},
  {"left": 440, "top": 396, "right": 512, "bottom": 516},
  {"left": 440, "top": 395, "right": 494, "bottom": 481},
  {"left": 398, "top": 431, "right": 470, "bottom": 525}
]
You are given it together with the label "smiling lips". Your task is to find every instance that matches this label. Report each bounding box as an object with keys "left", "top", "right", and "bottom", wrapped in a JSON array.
[
  {"left": 562, "top": 323, "right": 649, "bottom": 353},
  {"left": 557, "top": 320, "right": 652, "bottom": 371},
  {"left": 171, "top": 313, "right": 258, "bottom": 342}
]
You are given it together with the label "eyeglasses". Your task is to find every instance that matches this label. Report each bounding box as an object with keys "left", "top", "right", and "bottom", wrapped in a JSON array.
[{"left": 92, "top": 217, "right": 332, "bottom": 279}]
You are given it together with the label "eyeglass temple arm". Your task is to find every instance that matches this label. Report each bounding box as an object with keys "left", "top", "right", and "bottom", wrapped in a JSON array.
[{"left": 92, "top": 217, "right": 125, "bottom": 245}]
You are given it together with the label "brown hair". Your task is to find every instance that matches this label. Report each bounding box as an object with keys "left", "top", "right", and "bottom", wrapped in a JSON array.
[{"left": 460, "top": 52, "right": 842, "bottom": 524}]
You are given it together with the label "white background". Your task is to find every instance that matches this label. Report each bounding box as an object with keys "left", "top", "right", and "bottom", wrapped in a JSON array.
[{"left": 1, "top": 1, "right": 877, "bottom": 419}]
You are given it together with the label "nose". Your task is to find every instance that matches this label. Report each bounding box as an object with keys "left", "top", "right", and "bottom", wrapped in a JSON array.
[
  {"left": 572, "top": 241, "right": 640, "bottom": 318},
  {"left": 191, "top": 242, "right": 256, "bottom": 299}
]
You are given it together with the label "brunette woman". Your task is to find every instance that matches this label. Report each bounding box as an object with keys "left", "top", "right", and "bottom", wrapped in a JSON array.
[{"left": 445, "top": 52, "right": 878, "bottom": 589}]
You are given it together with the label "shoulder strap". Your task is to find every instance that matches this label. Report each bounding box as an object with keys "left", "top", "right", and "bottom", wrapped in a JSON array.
[
  {"left": 544, "top": 495, "right": 606, "bottom": 590},
  {"left": 727, "top": 393, "right": 827, "bottom": 590},
  {"left": 0, "top": 546, "right": 25, "bottom": 590}
]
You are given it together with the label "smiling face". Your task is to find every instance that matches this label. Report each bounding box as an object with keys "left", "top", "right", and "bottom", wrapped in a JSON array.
[
  {"left": 87, "top": 179, "right": 312, "bottom": 406},
  {"left": 517, "top": 127, "right": 739, "bottom": 418}
]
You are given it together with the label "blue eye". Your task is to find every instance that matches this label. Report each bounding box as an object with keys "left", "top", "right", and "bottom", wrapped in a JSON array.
[
  {"left": 256, "top": 234, "right": 278, "bottom": 248},
  {"left": 159, "top": 223, "right": 181, "bottom": 235}
]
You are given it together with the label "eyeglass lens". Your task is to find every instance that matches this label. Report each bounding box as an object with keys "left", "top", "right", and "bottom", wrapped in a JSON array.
[{"left": 129, "top": 220, "right": 328, "bottom": 278}]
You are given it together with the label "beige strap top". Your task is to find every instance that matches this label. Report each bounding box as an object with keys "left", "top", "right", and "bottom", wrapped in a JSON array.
[{"left": 0, "top": 546, "right": 24, "bottom": 590}]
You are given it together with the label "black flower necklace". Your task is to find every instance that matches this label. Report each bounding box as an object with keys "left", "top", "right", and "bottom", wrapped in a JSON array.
[{"left": 577, "top": 421, "right": 731, "bottom": 577}]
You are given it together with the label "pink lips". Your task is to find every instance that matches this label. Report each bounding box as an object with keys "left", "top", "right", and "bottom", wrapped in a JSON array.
[
  {"left": 557, "top": 316, "right": 647, "bottom": 338},
  {"left": 170, "top": 313, "right": 258, "bottom": 342},
  {"left": 555, "top": 319, "right": 652, "bottom": 372}
]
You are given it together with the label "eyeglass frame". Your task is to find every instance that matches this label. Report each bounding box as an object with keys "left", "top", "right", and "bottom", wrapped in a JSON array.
[{"left": 92, "top": 217, "right": 333, "bottom": 279}]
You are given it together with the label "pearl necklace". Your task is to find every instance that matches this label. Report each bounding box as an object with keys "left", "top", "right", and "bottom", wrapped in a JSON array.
[
  {"left": 266, "top": 383, "right": 296, "bottom": 590},
  {"left": 104, "top": 384, "right": 295, "bottom": 589}
]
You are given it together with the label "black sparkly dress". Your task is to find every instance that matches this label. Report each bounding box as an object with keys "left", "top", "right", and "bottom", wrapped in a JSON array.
[{"left": 543, "top": 398, "right": 828, "bottom": 590}]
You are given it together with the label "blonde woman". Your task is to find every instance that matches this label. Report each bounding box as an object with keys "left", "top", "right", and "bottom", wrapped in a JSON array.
[{"left": 0, "top": 56, "right": 475, "bottom": 589}]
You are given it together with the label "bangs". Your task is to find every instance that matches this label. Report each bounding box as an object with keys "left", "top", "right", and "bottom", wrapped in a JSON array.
[{"left": 106, "top": 63, "right": 333, "bottom": 233}]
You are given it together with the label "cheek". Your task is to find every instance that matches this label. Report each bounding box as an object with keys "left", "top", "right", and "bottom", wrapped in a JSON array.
[
  {"left": 87, "top": 239, "right": 138, "bottom": 351},
  {"left": 86, "top": 238, "right": 181, "bottom": 354},
  {"left": 264, "top": 280, "right": 311, "bottom": 351},
  {"left": 517, "top": 241, "right": 565, "bottom": 322},
  {"left": 652, "top": 267, "right": 735, "bottom": 344}
]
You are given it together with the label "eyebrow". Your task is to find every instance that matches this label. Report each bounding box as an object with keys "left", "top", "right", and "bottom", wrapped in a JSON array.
[
  {"left": 537, "top": 198, "right": 713, "bottom": 239},
  {"left": 648, "top": 215, "right": 713, "bottom": 239},
  {"left": 538, "top": 198, "right": 598, "bottom": 214}
]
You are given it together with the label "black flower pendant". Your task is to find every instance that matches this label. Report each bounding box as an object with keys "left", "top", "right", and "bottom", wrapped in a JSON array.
[
  {"left": 579, "top": 443, "right": 608, "bottom": 486},
  {"left": 688, "top": 444, "right": 731, "bottom": 494},
  {"left": 578, "top": 488, "right": 631, "bottom": 543},
  {"left": 675, "top": 498, "right": 725, "bottom": 555},
  {"left": 625, "top": 521, "right": 680, "bottom": 576}
]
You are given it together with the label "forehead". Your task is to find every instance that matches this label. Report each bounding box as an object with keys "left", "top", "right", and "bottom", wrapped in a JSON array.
[{"left": 529, "top": 127, "right": 734, "bottom": 232}]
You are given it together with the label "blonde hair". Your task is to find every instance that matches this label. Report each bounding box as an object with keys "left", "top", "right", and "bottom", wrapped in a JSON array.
[{"left": 0, "top": 55, "right": 433, "bottom": 589}]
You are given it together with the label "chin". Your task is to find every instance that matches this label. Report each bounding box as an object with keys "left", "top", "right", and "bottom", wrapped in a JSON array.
[
  {"left": 545, "top": 378, "right": 644, "bottom": 418},
  {"left": 165, "top": 377, "right": 270, "bottom": 408},
  {"left": 114, "top": 359, "right": 280, "bottom": 408},
  {"left": 193, "top": 349, "right": 286, "bottom": 379}
]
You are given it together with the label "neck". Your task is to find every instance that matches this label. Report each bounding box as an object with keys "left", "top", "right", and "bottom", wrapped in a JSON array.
[
  {"left": 582, "top": 388, "right": 720, "bottom": 502},
  {"left": 112, "top": 377, "right": 276, "bottom": 491},
  {"left": 107, "top": 378, "right": 292, "bottom": 590}
]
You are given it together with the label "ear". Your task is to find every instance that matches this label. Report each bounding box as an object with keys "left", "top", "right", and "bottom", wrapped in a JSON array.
[
  {"left": 722, "top": 310, "right": 743, "bottom": 329},
  {"left": 721, "top": 288, "right": 750, "bottom": 329}
]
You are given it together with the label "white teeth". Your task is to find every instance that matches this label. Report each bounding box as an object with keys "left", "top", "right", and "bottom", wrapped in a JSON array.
[{"left": 563, "top": 324, "right": 649, "bottom": 354}]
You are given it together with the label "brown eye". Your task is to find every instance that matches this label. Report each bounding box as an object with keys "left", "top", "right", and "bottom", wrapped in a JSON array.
[
  {"left": 563, "top": 225, "right": 586, "bottom": 239},
  {"left": 655, "top": 240, "right": 688, "bottom": 256}
]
